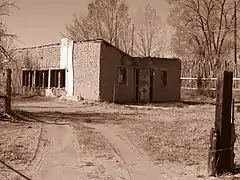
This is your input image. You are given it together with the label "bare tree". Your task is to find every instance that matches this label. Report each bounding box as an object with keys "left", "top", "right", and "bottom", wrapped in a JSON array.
[
  {"left": 134, "top": 4, "right": 166, "bottom": 57},
  {"left": 168, "top": 0, "right": 240, "bottom": 78},
  {"left": 0, "top": 0, "right": 17, "bottom": 68},
  {"left": 65, "top": 0, "right": 132, "bottom": 53}
]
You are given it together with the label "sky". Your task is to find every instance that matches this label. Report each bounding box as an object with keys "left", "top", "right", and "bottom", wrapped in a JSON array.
[{"left": 4, "top": 0, "right": 170, "bottom": 48}]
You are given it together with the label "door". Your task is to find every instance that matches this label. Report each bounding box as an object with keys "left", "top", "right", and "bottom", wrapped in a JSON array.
[{"left": 135, "top": 69, "right": 153, "bottom": 103}]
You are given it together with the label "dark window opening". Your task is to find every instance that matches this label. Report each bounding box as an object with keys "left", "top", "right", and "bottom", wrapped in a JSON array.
[
  {"left": 35, "top": 71, "right": 39, "bottom": 87},
  {"left": 50, "top": 69, "right": 65, "bottom": 88},
  {"left": 44, "top": 70, "right": 48, "bottom": 88},
  {"left": 118, "top": 68, "right": 127, "bottom": 84},
  {"left": 39, "top": 71, "right": 43, "bottom": 87},
  {"left": 135, "top": 69, "right": 139, "bottom": 101},
  {"left": 50, "top": 70, "right": 56, "bottom": 87},
  {"left": 160, "top": 70, "right": 167, "bottom": 86},
  {"left": 35, "top": 70, "right": 49, "bottom": 88},
  {"left": 60, "top": 69, "right": 65, "bottom": 88},
  {"left": 23, "top": 69, "right": 65, "bottom": 88},
  {"left": 29, "top": 71, "right": 33, "bottom": 87},
  {"left": 22, "top": 70, "right": 34, "bottom": 87}
]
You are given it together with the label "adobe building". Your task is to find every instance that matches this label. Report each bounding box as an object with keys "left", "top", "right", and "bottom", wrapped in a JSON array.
[{"left": 12, "top": 38, "right": 181, "bottom": 103}]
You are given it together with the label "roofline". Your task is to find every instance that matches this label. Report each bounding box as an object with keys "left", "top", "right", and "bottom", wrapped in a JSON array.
[
  {"left": 100, "top": 39, "right": 131, "bottom": 57},
  {"left": 13, "top": 38, "right": 181, "bottom": 61},
  {"left": 133, "top": 56, "right": 181, "bottom": 61},
  {"left": 74, "top": 39, "right": 131, "bottom": 57},
  {"left": 15, "top": 42, "right": 61, "bottom": 51}
]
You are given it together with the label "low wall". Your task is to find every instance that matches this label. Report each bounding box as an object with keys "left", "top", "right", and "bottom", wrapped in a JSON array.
[{"left": 22, "top": 87, "right": 66, "bottom": 97}]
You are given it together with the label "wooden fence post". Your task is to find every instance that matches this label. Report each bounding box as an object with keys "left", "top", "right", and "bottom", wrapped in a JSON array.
[
  {"left": 4, "top": 69, "right": 11, "bottom": 114},
  {"left": 113, "top": 84, "right": 116, "bottom": 103},
  {"left": 208, "top": 71, "right": 235, "bottom": 176}
]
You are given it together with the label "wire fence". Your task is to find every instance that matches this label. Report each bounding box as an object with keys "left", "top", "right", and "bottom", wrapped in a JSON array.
[{"left": 181, "top": 77, "right": 240, "bottom": 90}]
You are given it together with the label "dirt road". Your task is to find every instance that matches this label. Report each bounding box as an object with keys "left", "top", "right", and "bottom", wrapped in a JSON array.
[
  {"left": 84, "top": 123, "right": 169, "bottom": 180},
  {"left": 28, "top": 123, "right": 170, "bottom": 180},
  {"left": 30, "top": 124, "right": 82, "bottom": 180},
  {"left": 9, "top": 98, "right": 210, "bottom": 179}
]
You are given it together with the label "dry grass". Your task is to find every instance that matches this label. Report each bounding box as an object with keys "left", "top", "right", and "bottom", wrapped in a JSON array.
[
  {"left": 115, "top": 104, "right": 240, "bottom": 178},
  {"left": 0, "top": 120, "right": 42, "bottom": 179},
  {"left": 121, "top": 105, "right": 214, "bottom": 164},
  {"left": 73, "top": 124, "right": 113, "bottom": 156},
  {"left": 73, "top": 124, "right": 127, "bottom": 179},
  {"left": 7, "top": 96, "right": 240, "bottom": 179}
]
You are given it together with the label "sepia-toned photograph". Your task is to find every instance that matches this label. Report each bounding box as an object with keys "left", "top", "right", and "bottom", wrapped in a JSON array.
[{"left": 0, "top": 0, "right": 240, "bottom": 179}]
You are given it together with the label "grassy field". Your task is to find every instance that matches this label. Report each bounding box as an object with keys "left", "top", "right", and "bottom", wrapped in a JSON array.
[{"left": 0, "top": 95, "right": 240, "bottom": 179}]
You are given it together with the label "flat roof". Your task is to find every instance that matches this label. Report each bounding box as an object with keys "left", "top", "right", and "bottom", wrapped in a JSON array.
[{"left": 14, "top": 39, "right": 180, "bottom": 61}]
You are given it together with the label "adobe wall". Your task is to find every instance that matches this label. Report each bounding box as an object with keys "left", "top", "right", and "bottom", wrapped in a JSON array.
[
  {"left": 0, "top": 69, "right": 7, "bottom": 95},
  {"left": 99, "top": 41, "right": 181, "bottom": 103},
  {"left": 12, "top": 44, "right": 61, "bottom": 95},
  {"left": 99, "top": 41, "right": 135, "bottom": 102},
  {"left": 72, "top": 41, "right": 101, "bottom": 101},
  {"left": 133, "top": 58, "right": 181, "bottom": 102}
]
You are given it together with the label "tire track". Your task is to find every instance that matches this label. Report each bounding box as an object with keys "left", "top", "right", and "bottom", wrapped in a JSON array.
[
  {"left": 82, "top": 123, "right": 167, "bottom": 180},
  {"left": 26, "top": 124, "right": 51, "bottom": 180}
]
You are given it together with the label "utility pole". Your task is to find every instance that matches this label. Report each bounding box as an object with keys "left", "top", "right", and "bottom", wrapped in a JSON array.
[
  {"left": 131, "top": 23, "right": 135, "bottom": 56},
  {"left": 115, "top": 15, "right": 118, "bottom": 48},
  {"left": 234, "top": 1, "right": 239, "bottom": 88},
  {"left": 234, "top": 1, "right": 237, "bottom": 64}
]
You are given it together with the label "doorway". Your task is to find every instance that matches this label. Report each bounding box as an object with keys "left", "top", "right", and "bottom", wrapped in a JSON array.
[{"left": 135, "top": 68, "right": 153, "bottom": 103}]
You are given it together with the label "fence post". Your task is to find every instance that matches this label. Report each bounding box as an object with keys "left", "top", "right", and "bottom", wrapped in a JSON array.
[
  {"left": 208, "top": 71, "right": 235, "bottom": 176},
  {"left": 113, "top": 84, "right": 116, "bottom": 103},
  {"left": 4, "top": 69, "right": 11, "bottom": 114}
]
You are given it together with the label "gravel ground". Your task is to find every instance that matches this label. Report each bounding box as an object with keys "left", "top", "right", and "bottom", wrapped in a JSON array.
[
  {"left": 0, "top": 120, "right": 42, "bottom": 180},
  {"left": 1, "top": 96, "right": 240, "bottom": 179}
]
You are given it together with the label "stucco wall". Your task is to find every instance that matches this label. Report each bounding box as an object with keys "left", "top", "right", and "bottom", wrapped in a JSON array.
[
  {"left": 73, "top": 41, "right": 101, "bottom": 101},
  {"left": 99, "top": 41, "right": 135, "bottom": 102},
  {"left": 149, "top": 59, "right": 181, "bottom": 102},
  {"left": 12, "top": 44, "right": 61, "bottom": 94},
  {"left": 0, "top": 69, "right": 7, "bottom": 95},
  {"left": 99, "top": 42, "right": 181, "bottom": 103}
]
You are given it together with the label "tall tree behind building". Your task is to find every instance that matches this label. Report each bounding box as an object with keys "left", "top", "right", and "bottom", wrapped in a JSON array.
[
  {"left": 167, "top": 0, "right": 240, "bottom": 78},
  {"left": 65, "top": 0, "right": 132, "bottom": 53},
  {"left": 0, "top": 0, "right": 17, "bottom": 68},
  {"left": 134, "top": 4, "right": 166, "bottom": 57}
]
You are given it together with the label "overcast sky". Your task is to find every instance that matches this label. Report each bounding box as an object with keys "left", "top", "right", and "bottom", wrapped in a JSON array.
[{"left": 4, "top": 0, "right": 170, "bottom": 48}]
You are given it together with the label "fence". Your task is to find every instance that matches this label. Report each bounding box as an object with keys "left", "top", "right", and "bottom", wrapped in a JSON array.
[
  {"left": 181, "top": 77, "right": 240, "bottom": 91},
  {"left": 0, "top": 69, "right": 12, "bottom": 114}
]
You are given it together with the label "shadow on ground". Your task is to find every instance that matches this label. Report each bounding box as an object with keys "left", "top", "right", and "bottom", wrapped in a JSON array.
[{"left": 9, "top": 109, "right": 141, "bottom": 125}]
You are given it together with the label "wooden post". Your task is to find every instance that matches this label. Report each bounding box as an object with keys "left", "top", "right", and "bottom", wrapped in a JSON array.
[
  {"left": 208, "top": 128, "right": 218, "bottom": 176},
  {"left": 33, "top": 70, "right": 36, "bottom": 87},
  {"left": 58, "top": 70, "right": 61, "bottom": 88},
  {"left": 4, "top": 69, "right": 11, "bottom": 114},
  {"left": 208, "top": 71, "right": 235, "bottom": 176},
  {"left": 48, "top": 69, "right": 51, "bottom": 89},
  {"left": 42, "top": 70, "right": 45, "bottom": 88},
  {"left": 113, "top": 84, "right": 116, "bottom": 103}
]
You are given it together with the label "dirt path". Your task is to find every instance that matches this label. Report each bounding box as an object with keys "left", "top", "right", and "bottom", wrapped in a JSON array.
[
  {"left": 83, "top": 123, "right": 176, "bottom": 180},
  {"left": 30, "top": 124, "right": 82, "bottom": 180}
]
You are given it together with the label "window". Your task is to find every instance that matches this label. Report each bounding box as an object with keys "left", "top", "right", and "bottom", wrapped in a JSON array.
[
  {"left": 22, "top": 70, "right": 34, "bottom": 87},
  {"left": 118, "top": 68, "right": 127, "bottom": 84},
  {"left": 160, "top": 70, "right": 167, "bottom": 86},
  {"left": 60, "top": 69, "right": 66, "bottom": 88},
  {"left": 43, "top": 70, "right": 49, "bottom": 88},
  {"left": 35, "top": 70, "right": 48, "bottom": 88},
  {"left": 22, "top": 69, "right": 65, "bottom": 88},
  {"left": 50, "top": 69, "right": 65, "bottom": 88}
]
